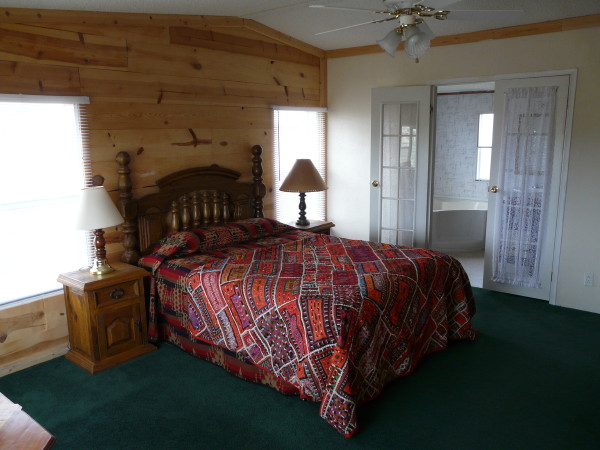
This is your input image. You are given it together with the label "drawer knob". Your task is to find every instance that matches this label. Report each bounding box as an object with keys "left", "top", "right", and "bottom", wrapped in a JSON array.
[{"left": 110, "top": 287, "right": 125, "bottom": 300}]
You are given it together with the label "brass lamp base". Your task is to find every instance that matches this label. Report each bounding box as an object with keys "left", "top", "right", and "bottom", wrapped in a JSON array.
[
  {"left": 90, "top": 258, "right": 115, "bottom": 275},
  {"left": 90, "top": 228, "right": 115, "bottom": 275}
]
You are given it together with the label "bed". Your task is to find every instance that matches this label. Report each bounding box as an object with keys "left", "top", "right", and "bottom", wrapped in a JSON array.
[{"left": 116, "top": 145, "right": 477, "bottom": 437}]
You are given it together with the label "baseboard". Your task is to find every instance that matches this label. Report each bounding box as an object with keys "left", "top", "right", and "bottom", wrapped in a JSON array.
[{"left": 0, "top": 344, "right": 68, "bottom": 377}]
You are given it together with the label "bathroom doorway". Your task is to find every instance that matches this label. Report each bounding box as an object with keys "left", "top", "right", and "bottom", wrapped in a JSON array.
[{"left": 430, "top": 82, "right": 495, "bottom": 287}]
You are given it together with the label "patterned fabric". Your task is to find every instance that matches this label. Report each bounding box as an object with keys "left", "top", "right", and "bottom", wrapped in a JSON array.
[
  {"left": 138, "top": 222, "right": 306, "bottom": 348},
  {"left": 142, "top": 217, "right": 294, "bottom": 273},
  {"left": 185, "top": 233, "right": 476, "bottom": 437}
]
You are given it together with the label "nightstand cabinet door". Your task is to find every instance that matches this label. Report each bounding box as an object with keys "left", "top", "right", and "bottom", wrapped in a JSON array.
[{"left": 96, "top": 302, "right": 144, "bottom": 359}]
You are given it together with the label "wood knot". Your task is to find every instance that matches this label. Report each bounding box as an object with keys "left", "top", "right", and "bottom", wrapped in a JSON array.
[{"left": 0, "top": 333, "right": 7, "bottom": 343}]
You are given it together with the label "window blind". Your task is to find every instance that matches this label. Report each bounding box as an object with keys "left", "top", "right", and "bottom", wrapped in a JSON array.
[
  {"left": 0, "top": 95, "right": 92, "bottom": 305},
  {"left": 273, "top": 107, "right": 327, "bottom": 224}
]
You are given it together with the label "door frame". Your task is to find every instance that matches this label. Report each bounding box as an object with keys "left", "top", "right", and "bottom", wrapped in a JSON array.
[{"left": 431, "top": 69, "right": 577, "bottom": 305}]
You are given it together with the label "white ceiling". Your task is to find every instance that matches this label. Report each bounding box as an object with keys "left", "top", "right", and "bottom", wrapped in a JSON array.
[{"left": 3, "top": 0, "right": 600, "bottom": 51}]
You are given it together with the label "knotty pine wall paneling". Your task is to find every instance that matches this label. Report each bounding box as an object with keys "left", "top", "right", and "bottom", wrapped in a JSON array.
[
  {"left": 0, "top": 8, "right": 325, "bottom": 374},
  {"left": 0, "top": 7, "right": 325, "bottom": 261}
]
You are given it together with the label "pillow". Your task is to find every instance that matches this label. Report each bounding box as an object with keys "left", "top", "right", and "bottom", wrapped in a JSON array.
[{"left": 140, "top": 218, "right": 293, "bottom": 272}]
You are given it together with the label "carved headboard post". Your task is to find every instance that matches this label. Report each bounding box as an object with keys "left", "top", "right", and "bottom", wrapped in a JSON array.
[
  {"left": 251, "top": 145, "right": 266, "bottom": 218},
  {"left": 115, "top": 151, "right": 140, "bottom": 264}
]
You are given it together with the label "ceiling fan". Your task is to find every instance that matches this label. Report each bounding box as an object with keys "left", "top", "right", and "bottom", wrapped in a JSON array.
[{"left": 310, "top": 0, "right": 522, "bottom": 61}]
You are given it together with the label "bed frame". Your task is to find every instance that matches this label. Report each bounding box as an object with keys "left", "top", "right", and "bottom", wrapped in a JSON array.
[{"left": 115, "top": 145, "right": 266, "bottom": 264}]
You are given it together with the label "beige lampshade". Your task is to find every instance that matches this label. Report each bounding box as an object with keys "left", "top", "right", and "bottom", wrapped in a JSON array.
[
  {"left": 279, "top": 159, "right": 327, "bottom": 193},
  {"left": 75, "top": 186, "right": 124, "bottom": 230}
]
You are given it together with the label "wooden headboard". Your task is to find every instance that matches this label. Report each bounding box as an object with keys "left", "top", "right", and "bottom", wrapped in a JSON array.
[{"left": 116, "top": 145, "right": 266, "bottom": 265}]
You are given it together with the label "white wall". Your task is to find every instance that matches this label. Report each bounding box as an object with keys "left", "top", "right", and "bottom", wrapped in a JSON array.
[{"left": 327, "top": 27, "right": 600, "bottom": 314}]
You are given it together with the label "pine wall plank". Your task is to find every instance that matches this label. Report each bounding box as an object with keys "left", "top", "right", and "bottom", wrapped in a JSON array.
[
  {"left": 0, "top": 294, "right": 69, "bottom": 377},
  {"left": 0, "top": 7, "right": 324, "bottom": 375},
  {"left": 0, "top": 6, "right": 324, "bottom": 260}
]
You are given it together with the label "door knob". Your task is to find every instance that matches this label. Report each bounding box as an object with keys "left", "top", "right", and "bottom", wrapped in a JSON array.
[
  {"left": 371, "top": 180, "right": 380, "bottom": 187},
  {"left": 489, "top": 185, "right": 499, "bottom": 193}
]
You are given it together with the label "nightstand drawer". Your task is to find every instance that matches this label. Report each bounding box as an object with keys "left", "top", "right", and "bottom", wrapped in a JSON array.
[{"left": 94, "top": 279, "right": 141, "bottom": 308}]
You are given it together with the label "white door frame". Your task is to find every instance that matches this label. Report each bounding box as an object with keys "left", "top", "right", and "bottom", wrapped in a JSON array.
[{"left": 431, "top": 69, "right": 577, "bottom": 305}]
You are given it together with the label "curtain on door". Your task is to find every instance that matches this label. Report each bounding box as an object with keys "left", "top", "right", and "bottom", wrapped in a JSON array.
[{"left": 492, "top": 86, "right": 558, "bottom": 288}]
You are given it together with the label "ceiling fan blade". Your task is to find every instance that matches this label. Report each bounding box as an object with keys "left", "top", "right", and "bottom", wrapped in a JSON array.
[
  {"left": 447, "top": 9, "right": 523, "bottom": 21},
  {"left": 425, "top": 0, "right": 462, "bottom": 9},
  {"left": 244, "top": 0, "right": 337, "bottom": 18},
  {"left": 309, "top": 5, "right": 379, "bottom": 13},
  {"left": 315, "top": 17, "right": 396, "bottom": 35}
]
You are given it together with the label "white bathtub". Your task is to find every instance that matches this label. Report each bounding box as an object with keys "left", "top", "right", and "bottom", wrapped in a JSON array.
[{"left": 430, "top": 197, "right": 488, "bottom": 252}]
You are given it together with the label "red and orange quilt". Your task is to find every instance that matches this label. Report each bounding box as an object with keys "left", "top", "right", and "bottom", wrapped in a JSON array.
[{"left": 185, "top": 227, "right": 476, "bottom": 437}]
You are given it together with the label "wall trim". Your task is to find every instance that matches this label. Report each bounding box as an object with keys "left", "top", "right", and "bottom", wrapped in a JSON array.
[{"left": 325, "top": 14, "right": 600, "bottom": 59}]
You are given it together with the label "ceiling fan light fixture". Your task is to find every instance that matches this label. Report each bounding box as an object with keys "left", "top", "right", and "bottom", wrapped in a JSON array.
[
  {"left": 376, "top": 27, "right": 404, "bottom": 57},
  {"left": 404, "top": 26, "right": 431, "bottom": 62}
]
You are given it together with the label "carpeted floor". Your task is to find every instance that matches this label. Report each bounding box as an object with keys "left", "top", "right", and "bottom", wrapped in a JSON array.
[{"left": 1, "top": 287, "right": 600, "bottom": 449}]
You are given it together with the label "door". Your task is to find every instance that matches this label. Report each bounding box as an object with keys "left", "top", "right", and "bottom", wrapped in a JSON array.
[
  {"left": 370, "top": 86, "right": 434, "bottom": 247},
  {"left": 483, "top": 75, "right": 571, "bottom": 300}
]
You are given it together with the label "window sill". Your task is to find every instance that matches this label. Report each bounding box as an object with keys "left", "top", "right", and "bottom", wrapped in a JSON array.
[{"left": 0, "top": 290, "right": 63, "bottom": 310}]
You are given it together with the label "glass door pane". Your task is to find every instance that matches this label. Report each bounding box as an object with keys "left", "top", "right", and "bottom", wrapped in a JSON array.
[{"left": 380, "top": 102, "right": 417, "bottom": 246}]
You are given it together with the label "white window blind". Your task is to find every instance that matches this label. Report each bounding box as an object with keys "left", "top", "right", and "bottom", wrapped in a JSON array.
[
  {"left": 0, "top": 95, "right": 91, "bottom": 305},
  {"left": 273, "top": 107, "right": 327, "bottom": 223}
]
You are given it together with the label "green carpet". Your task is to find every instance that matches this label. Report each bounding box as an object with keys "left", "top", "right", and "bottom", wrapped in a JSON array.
[{"left": 2, "top": 288, "right": 600, "bottom": 449}]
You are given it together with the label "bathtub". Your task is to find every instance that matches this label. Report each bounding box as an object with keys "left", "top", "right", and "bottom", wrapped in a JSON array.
[{"left": 430, "top": 197, "right": 488, "bottom": 252}]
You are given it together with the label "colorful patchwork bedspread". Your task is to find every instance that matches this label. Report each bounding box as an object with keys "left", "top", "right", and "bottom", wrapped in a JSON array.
[{"left": 183, "top": 222, "right": 476, "bottom": 437}]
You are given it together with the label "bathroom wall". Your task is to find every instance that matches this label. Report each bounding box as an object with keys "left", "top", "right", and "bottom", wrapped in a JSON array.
[{"left": 434, "top": 92, "right": 493, "bottom": 201}]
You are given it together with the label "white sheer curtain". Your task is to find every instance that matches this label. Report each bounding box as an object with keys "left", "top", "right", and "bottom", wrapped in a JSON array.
[{"left": 492, "top": 86, "right": 558, "bottom": 288}]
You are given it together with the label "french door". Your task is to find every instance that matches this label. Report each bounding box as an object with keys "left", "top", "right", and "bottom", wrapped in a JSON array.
[
  {"left": 369, "top": 86, "right": 434, "bottom": 248},
  {"left": 483, "top": 75, "right": 571, "bottom": 300},
  {"left": 370, "top": 74, "right": 572, "bottom": 302}
]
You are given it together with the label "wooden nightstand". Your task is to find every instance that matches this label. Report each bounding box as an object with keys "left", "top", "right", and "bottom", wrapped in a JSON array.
[
  {"left": 57, "top": 262, "right": 155, "bottom": 374},
  {"left": 288, "top": 220, "right": 335, "bottom": 235}
]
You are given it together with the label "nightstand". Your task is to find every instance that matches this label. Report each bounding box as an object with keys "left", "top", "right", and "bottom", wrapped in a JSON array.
[
  {"left": 57, "top": 262, "right": 155, "bottom": 374},
  {"left": 288, "top": 220, "right": 335, "bottom": 235}
]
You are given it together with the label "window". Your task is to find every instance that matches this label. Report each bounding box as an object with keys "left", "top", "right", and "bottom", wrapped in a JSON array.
[
  {"left": 273, "top": 107, "right": 327, "bottom": 223},
  {"left": 476, "top": 113, "right": 494, "bottom": 181},
  {"left": 0, "top": 95, "right": 91, "bottom": 305}
]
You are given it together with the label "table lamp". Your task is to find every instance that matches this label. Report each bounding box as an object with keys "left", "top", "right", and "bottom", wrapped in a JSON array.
[
  {"left": 279, "top": 159, "right": 327, "bottom": 226},
  {"left": 75, "top": 186, "right": 124, "bottom": 275}
]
